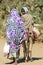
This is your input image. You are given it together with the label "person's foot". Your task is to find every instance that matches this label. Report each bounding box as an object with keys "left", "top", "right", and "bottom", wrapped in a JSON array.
[
  {"left": 13, "top": 58, "right": 15, "bottom": 62},
  {"left": 15, "top": 59, "right": 17, "bottom": 65}
]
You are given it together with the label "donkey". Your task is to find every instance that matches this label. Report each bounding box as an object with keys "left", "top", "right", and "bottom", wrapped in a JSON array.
[{"left": 22, "top": 31, "right": 33, "bottom": 62}]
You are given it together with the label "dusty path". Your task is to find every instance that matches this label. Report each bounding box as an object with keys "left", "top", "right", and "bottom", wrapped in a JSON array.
[{"left": 0, "top": 38, "right": 43, "bottom": 65}]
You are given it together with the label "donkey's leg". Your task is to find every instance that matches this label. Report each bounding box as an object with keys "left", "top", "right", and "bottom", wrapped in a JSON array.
[
  {"left": 24, "top": 38, "right": 29, "bottom": 62},
  {"left": 22, "top": 34, "right": 29, "bottom": 62},
  {"left": 27, "top": 42, "right": 30, "bottom": 60},
  {"left": 29, "top": 37, "right": 33, "bottom": 61},
  {"left": 22, "top": 41, "right": 26, "bottom": 60}
]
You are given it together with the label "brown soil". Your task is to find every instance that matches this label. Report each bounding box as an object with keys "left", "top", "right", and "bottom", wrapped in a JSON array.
[{"left": 0, "top": 38, "right": 43, "bottom": 65}]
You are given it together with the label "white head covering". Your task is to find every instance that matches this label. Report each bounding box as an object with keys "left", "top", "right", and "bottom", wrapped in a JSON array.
[{"left": 22, "top": 7, "right": 28, "bottom": 14}]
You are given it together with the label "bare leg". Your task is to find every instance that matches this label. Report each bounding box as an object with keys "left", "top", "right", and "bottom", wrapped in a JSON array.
[
  {"left": 13, "top": 57, "right": 17, "bottom": 65},
  {"left": 15, "top": 58, "right": 17, "bottom": 65}
]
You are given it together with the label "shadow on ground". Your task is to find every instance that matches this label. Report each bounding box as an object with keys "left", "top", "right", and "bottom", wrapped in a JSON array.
[{"left": 5, "top": 57, "right": 43, "bottom": 64}]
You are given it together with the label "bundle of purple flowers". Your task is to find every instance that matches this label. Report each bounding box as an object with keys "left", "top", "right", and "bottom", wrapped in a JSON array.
[{"left": 6, "top": 8, "right": 26, "bottom": 52}]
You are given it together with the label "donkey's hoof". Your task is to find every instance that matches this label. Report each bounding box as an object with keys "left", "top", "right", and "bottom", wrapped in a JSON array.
[
  {"left": 30, "top": 59, "right": 33, "bottom": 62},
  {"left": 25, "top": 57, "right": 28, "bottom": 62}
]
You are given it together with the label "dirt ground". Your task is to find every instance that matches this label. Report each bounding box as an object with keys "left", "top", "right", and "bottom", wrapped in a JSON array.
[{"left": 0, "top": 38, "right": 43, "bottom": 65}]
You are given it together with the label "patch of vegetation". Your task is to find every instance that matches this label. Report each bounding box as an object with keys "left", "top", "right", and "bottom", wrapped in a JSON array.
[{"left": 0, "top": 0, "right": 43, "bottom": 39}]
